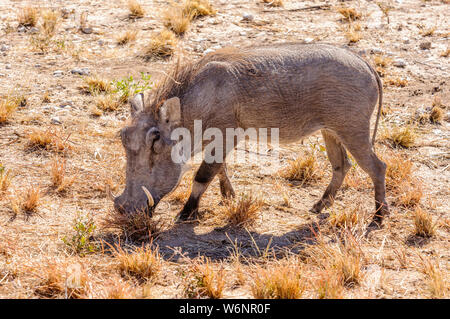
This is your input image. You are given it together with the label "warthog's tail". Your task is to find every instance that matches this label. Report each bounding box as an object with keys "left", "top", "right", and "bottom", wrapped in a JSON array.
[{"left": 370, "top": 66, "right": 383, "bottom": 147}]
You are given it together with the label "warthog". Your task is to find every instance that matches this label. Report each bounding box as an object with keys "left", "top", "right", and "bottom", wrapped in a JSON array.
[{"left": 112, "top": 43, "right": 389, "bottom": 227}]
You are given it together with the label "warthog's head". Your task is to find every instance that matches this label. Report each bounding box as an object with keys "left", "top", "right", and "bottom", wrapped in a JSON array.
[{"left": 112, "top": 93, "right": 184, "bottom": 216}]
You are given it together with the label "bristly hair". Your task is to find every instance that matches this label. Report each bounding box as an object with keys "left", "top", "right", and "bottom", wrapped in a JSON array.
[{"left": 145, "top": 47, "right": 253, "bottom": 115}]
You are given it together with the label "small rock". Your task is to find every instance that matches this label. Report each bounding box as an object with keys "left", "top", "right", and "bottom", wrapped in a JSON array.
[
  {"left": 51, "top": 117, "right": 62, "bottom": 125},
  {"left": 419, "top": 41, "right": 431, "bottom": 50},
  {"left": 97, "top": 40, "right": 105, "bottom": 46},
  {"left": 71, "top": 67, "right": 90, "bottom": 76},
  {"left": 0, "top": 73, "right": 6, "bottom": 77},
  {"left": 29, "top": 27, "right": 39, "bottom": 34},
  {"left": 370, "top": 48, "right": 383, "bottom": 54},
  {"left": 53, "top": 70, "right": 64, "bottom": 77},
  {"left": 0, "top": 44, "right": 9, "bottom": 52},
  {"left": 17, "top": 25, "right": 26, "bottom": 33},
  {"left": 402, "top": 37, "right": 410, "bottom": 44},
  {"left": 242, "top": 13, "right": 254, "bottom": 22},
  {"left": 5, "top": 64, "right": 11, "bottom": 69},
  {"left": 35, "top": 64, "right": 41, "bottom": 68},
  {"left": 59, "top": 102, "right": 72, "bottom": 108},
  {"left": 204, "top": 48, "right": 215, "bottom": 55},
  {"left": 304, "top": 37, "right": 314, "bottom": 44},
  {"left": 81, "top": 27, "right": 93, "bottom": 34},
  {"left": 393, "top": 58, "right": 407, "bottom": 68}
]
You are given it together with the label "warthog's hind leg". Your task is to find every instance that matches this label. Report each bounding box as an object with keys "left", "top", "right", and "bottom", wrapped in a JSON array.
[
  {"left": 311, "top": 130, "right": 352, "bottom": 213},
  {"left": 178, "top": 161, "right": 225, "bottom": 221}
]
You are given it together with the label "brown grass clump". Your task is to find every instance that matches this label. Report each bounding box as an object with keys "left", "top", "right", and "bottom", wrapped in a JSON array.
[
  {"left": 337, "top": 7, "right": 362, "bottom": 22},
  {"left": 182, "top": 257, "right": 225, "bottom": 299},
  {"left": 128, "top": 0, "right": 145, "bottom": 18},
  {"left": 413, "top": 208, "right": 436, "bottom": 238},
  {"left": 262, "top": 0, "right": 284, "bottom": 7},
  {"left": 100, "top": 280, "right": 135, "bottom": 299},
  {"left": 307, "top": 234, "right": 364, "bottom": 288},
  {"left": 102, "top": 210, "right": 167, "bottom": 242},
  {"left": 345, "top": 24, "right": 362, "bottom": 44},
  {"left": 50, "top": 157, "right": 75, "bottom": 193},
  {"left": 382, "top": 125, "right": 416, "bottom": 148},
  {"left": 18, "top": 6, "right": 39, "bottom": 27},
  {"left": 386, "top": 77, "right": 408, "bottom": 87},
  {"left": 440, "top": 48, "right": 450, "bottom": 57},
  {"left": 40, "top": 9, "right": 60, "bottom": 37},
  {"left": 383, "top": 153, "right": 423, "bottom": 207},
  {"left": 81, "top": 76, "right": 113, "bottom": 95},
  {"left": 329, "top": 208, "right": 360, "bottom": 230},
  {"left": 95, "top": 94, "right": 121, "bottom": 112},
  {"left": 163, "top": 7, "right": 193, "bottom": 36},
  {"left": 27, "top": 128, "right": 72, "bottom": 154},
  {"left": 429, "top": 106, "right": 444, "bottom": 124},
  {"left": 116, "top": 30, "right": 138, "bottom": 45},
  {"left": 314, "top": 270, "right": 344, "bottom": 299},
  {"left": 143, "top": 30, "right": 178, "bottom": 60},
  {"left": 34, "top": 262, "right": 89, "bottom": 299},
  {"left": 114, "top": 244, "right": 161, "bottom": 282},
  {"left": 10, "top": 184, "right": 41, "bottom": 216},
  {"left": 376, "top": 2, "right": 392, "bottom": 24},
  {"left": 0, "top": 95, "right": 21, "bottom": 124},
  {"left": 280, "top": 152, "right": 323, "bottom": 184},
  {"left": 419, "top": 257, "right": 447, "bottom": 298},
  {"left": 222, "top": 192, "right": 264, "bottom": 227},
  {"left": 183, "top": 0, "right": 217, "bottom": 18},
  {"left": 0, "top": 164, "right": 12, "bottom": 194},
  {"left": 421, "top": 27, "right": 436, "bottom": 37},
  {"left": 251, "top": 260, "right": 305, "bottom": 299}
]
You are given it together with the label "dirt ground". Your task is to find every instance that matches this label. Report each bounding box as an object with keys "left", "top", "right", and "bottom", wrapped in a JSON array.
[{"left": 0, "top": 0, "right": 448, "bottom": 299}]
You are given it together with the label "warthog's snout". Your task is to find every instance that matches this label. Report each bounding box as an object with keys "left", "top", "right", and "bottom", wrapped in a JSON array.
[{"left": 111, "top": 186, "right": 155, "bottom": 216}]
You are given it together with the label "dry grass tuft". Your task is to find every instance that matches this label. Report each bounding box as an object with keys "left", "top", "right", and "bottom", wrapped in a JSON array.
[
  {"left": 251, "top": 259, "right": 304, "bottom": 299},
  {"left": 429, "top": 106, "right": 444, "bottom": 124},
  {"left": 383, "top": 153, "right": 423, "bottom": 208},
  {"left": 10, "top": 184, "right": 41, "bottom": 216},
  {"left": 421, "top": 27, "right": 436, "bottom": 37},
  {"left": 329, "top": 208, "right": 360, "bottom": 230},
  {"left": 100, "top": 280, "right": 135, "bottom": 299},
  {"left": 128, "top": 0, "right": 145, "bottom": 18},
  {"left": 182, "top": 257, "right": 225, "bottom": 299},
  {"left": 143, "top": 30, "right": 178, "bottom": 60},
  {"left": 314, "top": 270, "right": 344, "bottom": 299},
  {"left": 183, "top": 0, "right": 217, "bottom": 18},
  {"left": 262, "top": 0, "right": 284, "bottom": 7},
  {"left": 81, "top": 76, "right": 113, "bottom": 95},
  {"left": 102, "top": 210, "right": 167, "bottom": 242},
  {"left": 94, "top": 94, "right": 121, "bottom": 112},
  {"left": 116, "top": 30, "right": 138, "bottom": 45},
  {"left": 114, "top": 244, "right": 161, "bottom": 282},
  {"left": 222, "top": 192, "right": 264, "bottom": 227},
  {"left": 345, "top": 24, "right": 362, "bottom": 44},
  {"left": 440, "top": 48, "right": 450, "bottom": 57},
  {"left": 337, "top": 7, "right": 362, "bottom": 22},
  {"left": 40, "top": 9, "right": 60, "bottom": 37},
  {"left": 0, "top": 164, "right": 12, "bottom": 194},
  {"left": 0, "top": 95, "right": 21, "bottom": 124},
  {"left": 163, "top": 7, "right": 193, "bottom": 36},
  {"left": 280, "top": 152, "right": 323, "bottom": 184},
  {"left": 386, "top": 77, "right": 408, "bottom": 87},
  {"left": 382, "top": 125, "right": 416, "bottom": 148},
  {"left": 50, "top": 157, "right": 75, "bottom": 193},
  {"left": 34, "top": 262, "right": 89, "bottom": 299},
  {"left": 18, "top": 6, "right": 39, "bottom": 27},
  {"left": 419, "top": 257, "right": 447, "bottom": 298},
  {"left": 413, "top": 208, "right": 436, "bottom": 238},
  {"left": 27, "top": 128, "right": 72, "bottom": 154}
]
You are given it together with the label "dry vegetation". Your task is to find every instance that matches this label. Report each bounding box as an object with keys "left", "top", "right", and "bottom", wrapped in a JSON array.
[{"left": 0, "top": 0, "right": 448, "bottom": 300}]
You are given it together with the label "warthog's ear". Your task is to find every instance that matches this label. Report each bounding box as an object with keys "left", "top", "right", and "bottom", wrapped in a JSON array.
[
  {"left": 130, "top": 93, "right": 144, "bottom": 118},
  {"left": 159, "top": 97, "right": 181, "bottom": 125}
]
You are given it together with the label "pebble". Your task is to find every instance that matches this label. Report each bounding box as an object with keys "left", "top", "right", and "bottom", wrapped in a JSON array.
[
  {"left": 242, "top": 13, "right": 254, "bottom": 22},
  {"left": 71, "top": 67, "right": 90, "bottom": 76},
  {"left": 420, "top": 41, "right": 431, "bottom": 50},
  {"left": 29, "top": 27, "right": 39, "bottom": 34},
  {"left": 402, "top": 37, "right": 410, "bottom": 44},
  {"left": 17, "top": 25, "right": 26, "bottom": 33},
  {"left": 5, "top": 64, "right": 11, "bottom": 69},
  {"left": 393, "top": 58, "right": 407, "bottom": 68},
  {"left": 304, "top": 38, "right": 314, "bottom": 44},
  {"left": 81, "top": 27, "right": 93, "bottom": 34},
  {"left": 59, "top": 102, "right": 72, "bottom": 108},
  {"left": 0, "top": 73, "right": 5, "bottom": 77},
  {"left": 53, "top": 70, "right": 64, "bottom": 77},
  {"left": 0, "top": 44, "right": 9, "bottom": 51},
  {"left": 51, "top": 117, "right": 62, "bottom": 125},
  {"left": 370, "top": 48, "right": 383, "bottom": 54}
]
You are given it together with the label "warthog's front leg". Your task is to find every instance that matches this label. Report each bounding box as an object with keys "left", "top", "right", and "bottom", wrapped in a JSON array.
[
  {"left": 218, "top": 163, "right": 235, "bottom": 199},
  {"left": 178, "top": 161, "right": 225, "bottom": 221}
]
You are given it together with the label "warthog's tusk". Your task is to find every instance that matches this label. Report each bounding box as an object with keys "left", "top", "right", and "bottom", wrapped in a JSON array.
[
  {"left": 141, "top": 186, "right": 155, "bottom": 207},
  {"left": 106, "top": 185, "right": 117, "bottom": 201}
]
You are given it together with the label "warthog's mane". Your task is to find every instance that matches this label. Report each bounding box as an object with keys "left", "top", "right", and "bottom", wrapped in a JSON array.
[{"left": 146, "top": 47, "right": 254, "bottom": 115}]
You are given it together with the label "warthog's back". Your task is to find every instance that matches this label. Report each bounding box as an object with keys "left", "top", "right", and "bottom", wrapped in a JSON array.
[{"left": 177, "top": 43, "right": 381, "bottom": 144}]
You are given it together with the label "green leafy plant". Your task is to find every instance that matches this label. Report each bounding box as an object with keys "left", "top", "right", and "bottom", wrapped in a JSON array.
[
  {"left": 62, "top": 213, "right": 98, "bottom": 256},
  {"left": 112, "top": 72, "right": 152, "bottom": 103}
]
